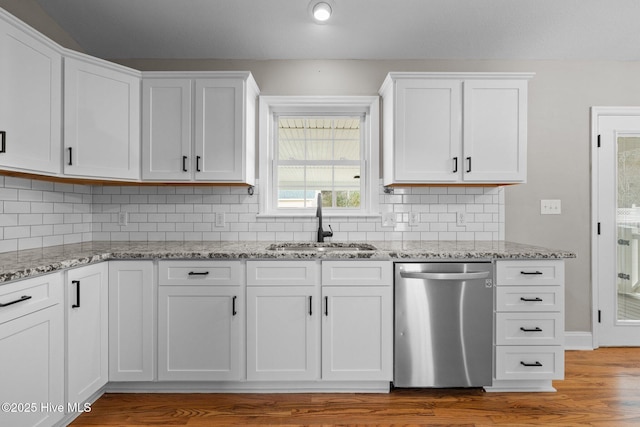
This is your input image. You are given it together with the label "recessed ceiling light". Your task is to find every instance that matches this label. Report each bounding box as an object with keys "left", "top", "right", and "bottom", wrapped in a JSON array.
[{"left": 312, "top": 2, "right": 332, "bottom": 22}]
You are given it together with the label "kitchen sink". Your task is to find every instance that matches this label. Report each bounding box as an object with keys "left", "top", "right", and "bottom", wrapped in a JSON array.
[{"left": 267, "top": 242, "right": 377, "bottom": 252}]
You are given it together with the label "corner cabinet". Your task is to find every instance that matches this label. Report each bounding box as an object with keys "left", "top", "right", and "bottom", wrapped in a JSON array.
[
  {"left": 64, "top": 54, "right": 141, "bottom": 181},
  {"left": 142, "top": 72, "right": 259, "bottom": 184},
  {"left": 0, "top": 11, "right": 62, "bottom": 175},
  {"left": 380, "top": 72, "right": 533, "bottom": 185}
]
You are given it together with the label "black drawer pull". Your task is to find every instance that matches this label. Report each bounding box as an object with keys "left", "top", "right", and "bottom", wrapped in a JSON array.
[
  {"left": 72, "top": 280, "right": 80, "bottom": 308},
  {"left": 196, "top": 156, "right": 201, "bottom": 172},
  {"left": 232, "top": 296, "right": 237, "bottom": 316},
  {"left": 68, "top": 147, "right": 73, "bottom": 166},
  {"left": 0, "top": 130, "right": 5, "bottom": 153},
  {"left": 452, "top": 157, "right": 458, "bottom": 173},
  {"left": 520, "top": 297, "right": 543, "bottom": 302},
  {"left": 309, "top": 296, "right": 313, "bottom": 316},
  {"left": 466, "top": 156, "right": 472, "bottom": 173},
  {"left": 520, "top": 271, "right": 543, "bottom": 275},
  {"left": 188, "top": 271, "right": 209, "bottom": 276},
  {"left": 520, "top": 361, "right": 543, "bottom": 367},
  {"left": 182, "top": 155, "right": 188, "bottom": 172},
  {"left": 324, "top": 296, "right": 328, "bottom": 316},
  {"left": 520, "top": 327, "right": 543, "bottom": 332},
  {"left": 0, "top": 295, "right": 32, "bottom": 307}
]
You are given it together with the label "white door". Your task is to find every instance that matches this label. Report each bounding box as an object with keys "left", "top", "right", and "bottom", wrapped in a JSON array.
[
  {"left": 67, "top": 263, "right": 108, "bottom": 405},
  {"left": 594, "top": 107, "right": 640, "bottom": 345},
  {"left": 393, "top": 79, "right": 461, "bottom": 183},
  {"left": 246, "top": 286, "right": 319, "bottom": 380},
  {"left": 142, "top": 79, "right": 192, "bottom": 181},
  {"left": 321, "top": 286, "right": 392, "bottom": 381},
  {"left": 0, "top": 18, "right": 61, "bottom": 174},
  {"left": 64, "top": 57, "right": 140, "bottom": 180},
  {"left": 194, "top": 78, "right": 244, "bottom": 181},
  {"left": 158, "top": 286, "right": 241, "bottom": 381},
  {"left": 462, "top": 79, "right": 527, "bottom": 183}
]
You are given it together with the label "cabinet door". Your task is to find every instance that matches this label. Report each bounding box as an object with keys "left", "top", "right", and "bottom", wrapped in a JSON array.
[
  {"left": 108, "top": 261, "right": 155, "bottom": 382},
  {"left": 194, "top": 78, "right": 245, "bottom": 181},
  {"left": 247, "top": 286, "right": 319, "bottom": 381},
  {"left": 393, "top": 79, "right": 461, "bottom": 183},
  {"left": 0, "top": 17, "right": 61, "bottom": 174},
  {"left": 0, "top": 303, "right": 64, "bottom": 427},
  {"left": 142, "top": 79, "right": 192, "bottom": 181},
  {"left": 463, "top": 79, "right": 527, "bottom": 183},
  {"left": 158, "top": 286, "right": 242, "bottom": 381},
  {"left": 67, "top": 263, "right": 108, "bottom": 406},
  {"left": 64, "top": 57, "right": 140, "bottom": 180},
  {"left": 322, "top": 286, "right": 392, "bottom": 381}
]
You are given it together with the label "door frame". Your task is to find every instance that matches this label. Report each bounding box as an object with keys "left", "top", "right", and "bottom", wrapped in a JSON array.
[{"left": 591, "top": 106, "right": 640, "bottom": 348}]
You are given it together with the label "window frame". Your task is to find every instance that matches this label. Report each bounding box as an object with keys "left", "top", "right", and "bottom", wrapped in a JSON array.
[{"left": 258, "top": 96, "right": 380, "bottom": 217}]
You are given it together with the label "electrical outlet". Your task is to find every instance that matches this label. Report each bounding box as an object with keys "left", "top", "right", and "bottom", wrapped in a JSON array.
[
  {"left": 382, "top": 212, "right": 396, "bottom": 227},
  {"left": 215, "top": 212, "right": 226, "bottom": 227},
  {"left": 456, "top": 211, "right": 466, "bottom": 226},
  {"left": 541, "top": 199, "right": 561, "bottom": 215},
  {"left": 118, "top": 212, "right": 128, "bottom": 226},
  {"left": 409, "top": 212, "right": 420, "bottom": 226}
]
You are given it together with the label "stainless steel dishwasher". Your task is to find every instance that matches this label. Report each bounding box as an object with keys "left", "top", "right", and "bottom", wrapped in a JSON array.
[{"left": 394, "top": 262, "right": 493, "bottom": 388}]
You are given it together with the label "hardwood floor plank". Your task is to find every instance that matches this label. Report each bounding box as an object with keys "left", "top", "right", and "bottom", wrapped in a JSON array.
[{"left": 71, "top": 348, "right": 640, "bottom": 426}]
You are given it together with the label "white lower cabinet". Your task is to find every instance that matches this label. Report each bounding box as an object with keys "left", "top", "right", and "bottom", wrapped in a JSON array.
[
  {"left": 66, "top": 263, "right": 109, "bottom": 408},
  {"left": 108, "top": 261, "right": 155, "bottom": 382},
  {"left": 0, "top": 273, "right": 64, "bottom": 427},
  {"left": 157, "top": 261, "right": 243, "bottom": 381}
]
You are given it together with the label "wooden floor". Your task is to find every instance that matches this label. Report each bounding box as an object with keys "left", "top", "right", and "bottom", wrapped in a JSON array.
[{"left": 71, "top": 348, "right": 640, "bottom": 426}]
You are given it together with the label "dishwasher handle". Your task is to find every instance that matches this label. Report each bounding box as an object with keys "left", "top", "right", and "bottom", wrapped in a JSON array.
[{"left": 399, "top": 270, "right": 490, "bottom": 281}]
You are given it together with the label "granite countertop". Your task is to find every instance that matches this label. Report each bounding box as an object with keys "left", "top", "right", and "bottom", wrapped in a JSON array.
[{"left": 0, "top": 240, "right": 576, "bottom": 284}]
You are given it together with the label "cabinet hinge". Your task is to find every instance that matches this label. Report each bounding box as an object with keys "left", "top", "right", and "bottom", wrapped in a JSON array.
[
  {"left": 597, "top": 134, "right": 601, "bottom": 148},
  {"left": 598, "top": 310, "right": 602, "bottom": 323}
]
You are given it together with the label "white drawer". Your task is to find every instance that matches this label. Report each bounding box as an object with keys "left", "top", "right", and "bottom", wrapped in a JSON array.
[
  {"left": 496, "top": 260, "right": 564, "bottom": 286},
  {"left": 158, "top": 261, "right": 242, "bottom": 286},
  {"left": 495, "top": 345, "right": 564, "bottom": 380},
  {"left": 322, "top": 261, "right": 392, "bottom": 286},
  {"left": 247, "top": 261, "right": 319, "bottom": 286},
  {"left": 0, "top": 272, "right": 63, "bottom": 324},
  {"left": 496, "top": 285, "right": 563, "bottom": 312},
  {"left": 496, "top": 312, "right": 564, "bottom": 346}
]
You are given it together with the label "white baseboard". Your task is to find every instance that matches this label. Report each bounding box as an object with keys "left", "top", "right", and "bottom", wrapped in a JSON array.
[{"left": 565, "top": 331, "right": 594, "bottom": 350}]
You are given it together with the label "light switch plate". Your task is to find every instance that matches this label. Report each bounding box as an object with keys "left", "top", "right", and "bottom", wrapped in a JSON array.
[
  {"left": 408, "top": 212, "right": 420, "bottom": 226},
  {"left": 382, "top": 212, "right": 396, "bottom": 227},
  {"left": 215, "top": 212, "right": 226, "bottom": 227},
  {"left": 541, "top": 199, "right": 561, "bottom": 215},
  {"left": 118, "top": 212, "right": 128, "bottom": 226}
]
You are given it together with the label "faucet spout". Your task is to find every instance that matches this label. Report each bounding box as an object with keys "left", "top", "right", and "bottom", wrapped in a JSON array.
[{"left": 316, "top": 193, "right": 333, "bottom": 242}]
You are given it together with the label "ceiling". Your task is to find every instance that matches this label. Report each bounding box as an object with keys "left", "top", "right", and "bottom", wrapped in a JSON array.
[{"left": 34, "top": 0, "right": 640, "bottom": 61}]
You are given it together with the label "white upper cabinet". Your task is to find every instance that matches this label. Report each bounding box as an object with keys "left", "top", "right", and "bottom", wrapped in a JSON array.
[
  {"left": 64, "top": 55, "right": 141, "bottom": 180},
  {"left": 380, "top": 72, "right": 533, "bottom": 185},
  {"left": 0, "top": 12, "right": 62, "bottom": 175},
  {"left": 142, "top": 72, "right": 259, "bottom": 184}
]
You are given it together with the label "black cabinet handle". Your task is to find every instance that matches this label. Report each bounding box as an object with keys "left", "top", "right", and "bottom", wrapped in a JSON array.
[
  {"left": 68, "top": 147, "right": 73, "bottom": 166},
  {"left": 182, "top": 156, "right": 188, "bottom": 172},
  {"left": 466, "top": 156, "right": 472, "bottom": 173},
  {"left": 188, "top": 271, "right": 209, "bottom": 276},
  {"left": 196, "top": 156, "right": 201, "bottom": 172},
  {"left": 521, "top": 271, "right": 543, "bottom": 275},
  {"left": 520, "top": 327, "right": 543, "bottom": 332},
  {"left": 232, "top": 296, "right": 237, "bottom": 316},
  {"left": 309, "top": 296, "right": 312, "bottom": 316},
  {"left": 520, "top": 361, "right": 543, "bottom": 367},
  {"left": 520, "top": 297, "right": 543, "bottom": 302},
  {"left": 324, "top": 296, "right": 328, "bottom": 316},
  {"left": 0, "top": 130, "right": 5, "bottom": 153},
  {"left": 72, "top": 280, "right": 80, "bottom": 308},
  {"left": 452, "top": 157, "right": 458, "bottom": 173},
  {"left": 0, "top": 294, "right": 32, "bottom": 307}
]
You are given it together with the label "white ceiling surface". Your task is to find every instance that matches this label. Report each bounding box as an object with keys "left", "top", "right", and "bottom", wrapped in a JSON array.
[{"left": 35, "top": 0, "right": 640, "bottom": 61}]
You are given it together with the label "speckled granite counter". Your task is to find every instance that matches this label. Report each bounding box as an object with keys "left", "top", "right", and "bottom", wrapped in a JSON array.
[{"left": 0, "top": 240, "right": 575, "bottom": 284}]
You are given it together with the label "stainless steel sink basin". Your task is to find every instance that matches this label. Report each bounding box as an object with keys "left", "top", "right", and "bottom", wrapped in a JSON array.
[{"left": 267, "top": 242, "right": 377, "bottom": 252}]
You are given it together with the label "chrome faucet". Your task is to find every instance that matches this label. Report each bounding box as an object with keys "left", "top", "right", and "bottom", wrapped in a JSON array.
[{"left": 316, "top": 193, "right": 333, "bottom": 242}]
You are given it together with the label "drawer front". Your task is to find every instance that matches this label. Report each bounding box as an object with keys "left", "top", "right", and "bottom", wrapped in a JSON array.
[
  {"left": 159, "top": 261, "right": 242, "bottom": 286},
  {"left": 496, "top": 285, "right": 563, "bottom": 312},
  {"left": 247, "top": 261, "right": 319, "bottom": 286},
  {"left": 495, "top": 345, "right": 564, "bottom": 380},
  {"left": 496, "top": 312, "right": 564, "bottom": 346},
  {"left": 0, "top": 272, "right": 63, "bottom": 324},
  {"left": 496, "top": 260, "right": 564, "bottom": 286},
  {"left": 322, "top": 261, "right": 392, "bottom": 286}
]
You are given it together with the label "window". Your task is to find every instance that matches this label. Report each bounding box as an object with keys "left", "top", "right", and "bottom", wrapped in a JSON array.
[{"left": 259, "top": 97, "right": 379, "bottom": 217}]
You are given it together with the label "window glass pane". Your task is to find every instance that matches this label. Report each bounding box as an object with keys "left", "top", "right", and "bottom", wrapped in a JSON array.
[
  {"left": 334, "top": 165, "right": 361, "bottom": 187},
  {"left": 277, "top": 165, "right": 304, "bottom": 188},
  {"left": 334, "top": 118, "right": 361, "bottom": 161},
  {"left": 278, "top": 119, "right": 305, "bottom": 160},
  {"left": 336, "top": 189, "right": 361, "bottom": 208},
  {"left": 306, "top": 165, "right": 333, "bottom": 188},
  {"left": 307, "top": 139, "right": 333, "bottom": 161},
  {"left": 277, "top": 189, "right": 314, "bottom": 208}
]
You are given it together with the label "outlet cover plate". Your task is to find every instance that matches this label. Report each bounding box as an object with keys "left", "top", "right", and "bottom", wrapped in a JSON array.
[{"left": 382, "top": 212, "right": 396, "bottom": 227}]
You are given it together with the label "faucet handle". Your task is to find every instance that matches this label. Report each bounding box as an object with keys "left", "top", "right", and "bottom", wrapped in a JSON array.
[{"left": 325, "top": 224, "right": 334, "bottom": 237}]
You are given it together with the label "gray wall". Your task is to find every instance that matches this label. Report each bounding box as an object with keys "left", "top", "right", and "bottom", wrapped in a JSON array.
[{"left": 6, "top": 0, "right": 640, "bottom": 333}]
